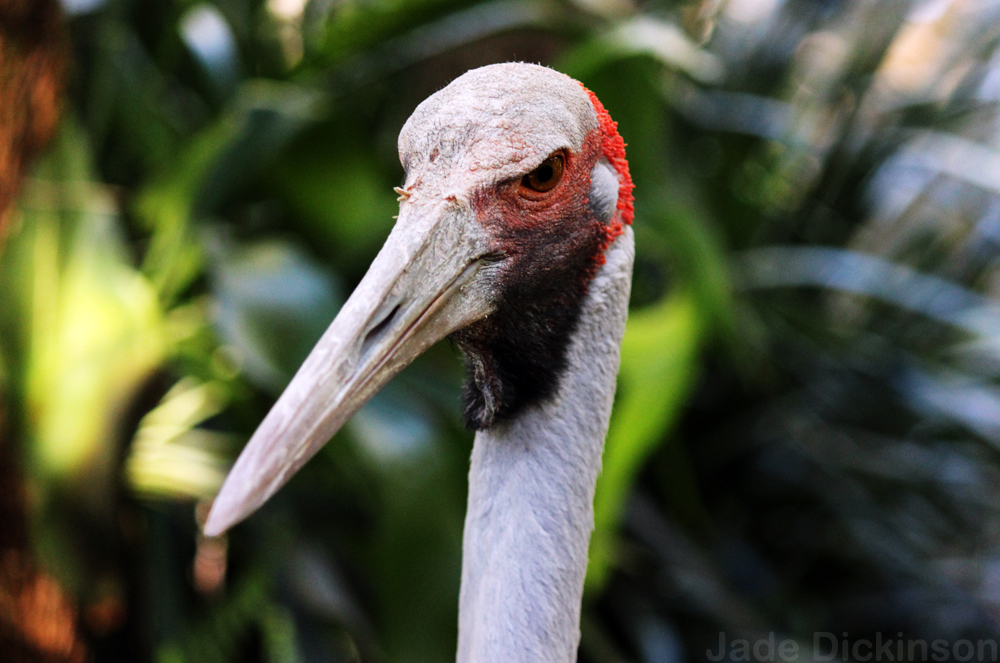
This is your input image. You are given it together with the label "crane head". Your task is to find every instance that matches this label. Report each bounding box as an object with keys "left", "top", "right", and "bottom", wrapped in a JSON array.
[{"left": 204, "top": 63, "right": 633, "bottom": 537}]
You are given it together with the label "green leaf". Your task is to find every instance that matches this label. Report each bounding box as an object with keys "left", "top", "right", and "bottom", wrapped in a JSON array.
[
  {"left": 137, "top": 81, "right": 329, "bottom": 305},
  {"left": 587, "top": 287, "right": 704, "bottom": 592},
  {"left": 270, "top": 142, "right": 399, "bottom": 272},
  {"left": 125, "top": 377, "right": 234, "bottom": 501},
  {"left": 2, "top": 121, "right": 167, "bottom": 485},
  {"left": 209, "top": 238, "right": 343, "bottom": 393},
  {"left": 562, "top": 17, "right": 724, "bottom": 84}
]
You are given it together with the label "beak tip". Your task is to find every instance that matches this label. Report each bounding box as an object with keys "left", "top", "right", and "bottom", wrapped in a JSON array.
[
  {"left": 202, "top": 481, "right": 254, "bottom": 537},
  {"left": 200, "top": 422, "right": 287, "bottom": 538},
  {"left": 202, "top": 501, "right": 233, "bottom": 538}
]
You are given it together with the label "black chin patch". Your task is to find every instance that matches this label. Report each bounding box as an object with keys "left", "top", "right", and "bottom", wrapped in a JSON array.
[
  {"left": 451, "top": 159, "right": 618, "bottom": 431},
  {"left": 451, "top": 241, "right": 600, "bottom": 430}
]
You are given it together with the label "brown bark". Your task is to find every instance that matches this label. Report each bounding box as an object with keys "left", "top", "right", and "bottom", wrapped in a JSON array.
[
  {"left": 0, "top": 1, "right": 85, "bottom": 661},
  {"left": 0, "top": 0, "right": 66, "bottom": 242}
]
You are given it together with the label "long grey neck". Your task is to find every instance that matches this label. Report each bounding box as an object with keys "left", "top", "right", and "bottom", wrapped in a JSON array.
[{"left": 456, "top": 227, "right": 634, "bottom": 663}]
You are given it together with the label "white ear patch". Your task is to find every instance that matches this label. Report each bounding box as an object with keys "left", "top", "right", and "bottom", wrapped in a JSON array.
[{"left": 589, "top": 158, "right": 620, "bottom": 224}]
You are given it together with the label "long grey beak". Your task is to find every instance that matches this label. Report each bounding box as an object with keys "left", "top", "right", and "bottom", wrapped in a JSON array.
[{"left": 203, "top": 200, "right": 494, "bottom": 537}]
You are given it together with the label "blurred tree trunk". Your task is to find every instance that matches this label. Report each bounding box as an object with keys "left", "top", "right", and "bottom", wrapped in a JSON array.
[
  {"left": 0, "top": 0, "right": 64, "bottom": 241},
  {"left": 0, "top": 1, "right": 85, "bottom": 661}
]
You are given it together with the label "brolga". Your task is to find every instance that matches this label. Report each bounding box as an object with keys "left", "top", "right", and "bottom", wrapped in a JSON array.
[{"left": 204, "top": 62, "right": 635, "bottom": 663}]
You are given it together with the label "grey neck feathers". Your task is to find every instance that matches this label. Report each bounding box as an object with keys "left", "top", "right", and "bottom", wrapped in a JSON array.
[{"left": 456, "top": 226, "right": 634, "bottom": 663}]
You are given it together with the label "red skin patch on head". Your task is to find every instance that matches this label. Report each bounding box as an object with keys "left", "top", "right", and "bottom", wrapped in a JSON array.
[
  {"left": 452, "top": 87, "right": 634, "bottom": 426},
  {"left": 581, "top": 85, "right": 635, "bottom": 263},
  {"left": 470, "top": 85, "right": 633, "bottom": 288},
  {"left": 474, "top": 129, "right": 605, "bottom": 277},
  {"left": 459, "top": 134, "right": 617, "bottom": 427}
]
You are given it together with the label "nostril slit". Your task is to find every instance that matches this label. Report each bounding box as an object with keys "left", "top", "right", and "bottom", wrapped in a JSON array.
[{"left": 361, "top": 304, "right": 401, "bottom": 358}]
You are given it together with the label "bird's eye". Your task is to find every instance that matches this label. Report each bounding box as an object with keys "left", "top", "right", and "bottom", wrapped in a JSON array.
[{"left": 521, "top": 154, "right": 564, "bottom": 193}]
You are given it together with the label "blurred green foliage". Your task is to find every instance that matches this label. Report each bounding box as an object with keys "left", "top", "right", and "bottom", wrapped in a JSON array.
[{"left": 5, "top": 0, "right": 1000, "bottom": 661}]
